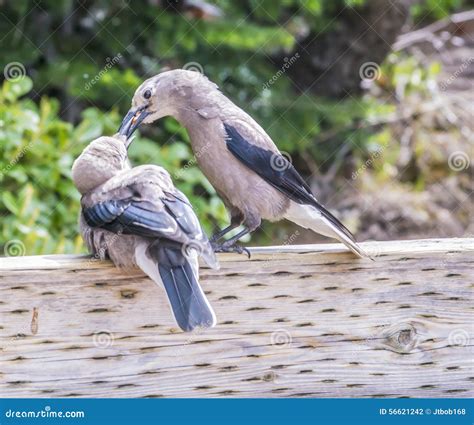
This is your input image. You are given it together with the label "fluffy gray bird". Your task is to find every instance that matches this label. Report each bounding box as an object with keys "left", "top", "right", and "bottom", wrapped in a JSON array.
[
  {"left": 119, "top": 70, "right": 367, "bottom": 257},
  {"left": 72, "top": 134, "right": 219, "bottom": 332}
]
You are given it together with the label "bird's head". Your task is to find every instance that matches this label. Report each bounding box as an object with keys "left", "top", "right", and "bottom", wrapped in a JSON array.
[
  {"left": 72, "top": 135, "right": 128, "bottom": 194},
  {"left": 118, "top": 69, "right": 219, "bottom": 139}
]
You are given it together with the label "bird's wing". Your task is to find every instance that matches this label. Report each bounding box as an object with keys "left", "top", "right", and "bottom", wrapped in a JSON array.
[
  {"left": 223, "top": 122, "right": 357, "bottom": 243},
  {"left": 81, "top": 166, "right": 218, "bottom": 268}
]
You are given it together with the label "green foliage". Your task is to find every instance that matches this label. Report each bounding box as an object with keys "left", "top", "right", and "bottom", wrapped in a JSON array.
[
  {"left": 383, "top": 53, "right": 442, "bottom": 98},
  {"left": 0, "top": 77, "right": 227, "bottom": 254},
  {"left": 1, "top": 77, "right": 112, "bottom": 254},
  {"left": 0, "top": 0, "right": 466, "bottom": 254},
  {"left": 353, "top": 53, "right": 446, "bottom": 186},
  {"left": 411, "top": 0, "right": 467, "bottom": 21}
]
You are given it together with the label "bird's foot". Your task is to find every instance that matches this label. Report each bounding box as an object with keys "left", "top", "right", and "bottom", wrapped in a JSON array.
[{"left": 211, "top": 242, "right": 251, "bottom": 258}]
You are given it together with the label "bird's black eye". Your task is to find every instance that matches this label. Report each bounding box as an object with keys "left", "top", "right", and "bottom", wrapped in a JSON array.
[{"left": 143, "top": 89, "right": 152, "bottom": 99}]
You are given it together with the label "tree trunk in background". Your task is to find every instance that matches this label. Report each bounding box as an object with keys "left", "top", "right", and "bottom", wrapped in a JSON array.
[{"left": 285, "top": 0, "right": 418, "bottom": 97}]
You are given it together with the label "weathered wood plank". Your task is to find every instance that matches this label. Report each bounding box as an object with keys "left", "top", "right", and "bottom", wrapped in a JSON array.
[{"left": 0, "top": 238, "right": 472, "bottom": 398}]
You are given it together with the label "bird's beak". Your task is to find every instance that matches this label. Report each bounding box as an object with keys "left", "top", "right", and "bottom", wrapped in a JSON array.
[{"left": 118, "top": 105, "right": 150, "bottom": 139}]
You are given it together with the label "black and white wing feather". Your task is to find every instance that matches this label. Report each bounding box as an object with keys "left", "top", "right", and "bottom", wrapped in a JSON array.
[{"left": 224, "top": 123, "right": 367, "bottom": 258}]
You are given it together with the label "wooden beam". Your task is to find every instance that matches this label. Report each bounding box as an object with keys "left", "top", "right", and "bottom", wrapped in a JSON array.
[{"left": 0, "top": 238, "right": 472, "bottom": 398}]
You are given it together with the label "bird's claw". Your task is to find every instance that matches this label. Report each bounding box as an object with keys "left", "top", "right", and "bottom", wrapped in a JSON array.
[{"left": 211, "top": 242, "right": 251, "bottom": 258}]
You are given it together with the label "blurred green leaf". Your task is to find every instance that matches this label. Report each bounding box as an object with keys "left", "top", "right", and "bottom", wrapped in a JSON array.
[
  {"left": 2, "top": 77, "right": 33, "bottom": 102},
  {"left": 2, "top": 192, "right": 19, "bottom": 215}
]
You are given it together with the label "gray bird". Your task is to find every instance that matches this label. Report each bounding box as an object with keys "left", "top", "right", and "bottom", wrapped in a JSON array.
[
  {"left": 72, "top": 134, "right": 219, "bottom": 332},
  {"left": 119, "top": 70, "right": 367, "bottom": 257}
]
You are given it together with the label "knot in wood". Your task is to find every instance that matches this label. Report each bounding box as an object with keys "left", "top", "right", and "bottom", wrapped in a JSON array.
[
  {"left": 263, "top": 371, "right": 277, "bottom": 382},
  {"left": 381, "top": 322, "right": 419, "bottom": 353}
]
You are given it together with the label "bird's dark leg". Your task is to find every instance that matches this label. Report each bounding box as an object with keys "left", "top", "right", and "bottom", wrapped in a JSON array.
[
  {"left": 212, "top": 215, "right": 260, "bottom": 258},
  {"left": 210, "top": 223, "right": 239, "bottom": 243},
  {"left": 221, "top": 227, "right": 251, "bottom": 246},
  {"left": 210, "top": 210, "right": 244, "bottom": 243},
  {"left": 212, "top": 228, "right": 251, "bottom": 257}
]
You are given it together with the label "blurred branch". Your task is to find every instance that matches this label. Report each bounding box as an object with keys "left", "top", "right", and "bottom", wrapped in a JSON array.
[
  {"left": 393, "top": 10, "right": 474, "bottom": 51},
  {"left": 316, "top": 96, "right": 468, "bottom": 147}
]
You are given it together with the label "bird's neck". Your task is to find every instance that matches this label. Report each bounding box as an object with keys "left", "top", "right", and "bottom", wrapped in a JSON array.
[{"left": 173, "top": 110, "right": 213, "bottom": 153}]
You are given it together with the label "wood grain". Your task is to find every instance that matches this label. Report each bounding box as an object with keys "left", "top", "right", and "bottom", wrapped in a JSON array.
[{"left": 0, "top": 238, "right": 472, "bottom": 398}]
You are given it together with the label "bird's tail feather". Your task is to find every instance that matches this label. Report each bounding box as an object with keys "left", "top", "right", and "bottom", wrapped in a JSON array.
[
  {"left": 319, "top": 216, "right": 369, "bottom": 258},
  {"left": 284, "top": 201, "right": 369, "bottom": 258},
  {"left": 156, "top": 244, "right": 216, "bottom": 331},
  {"left": 136, "top": 241, "right": 216, "bottom": 332}
]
